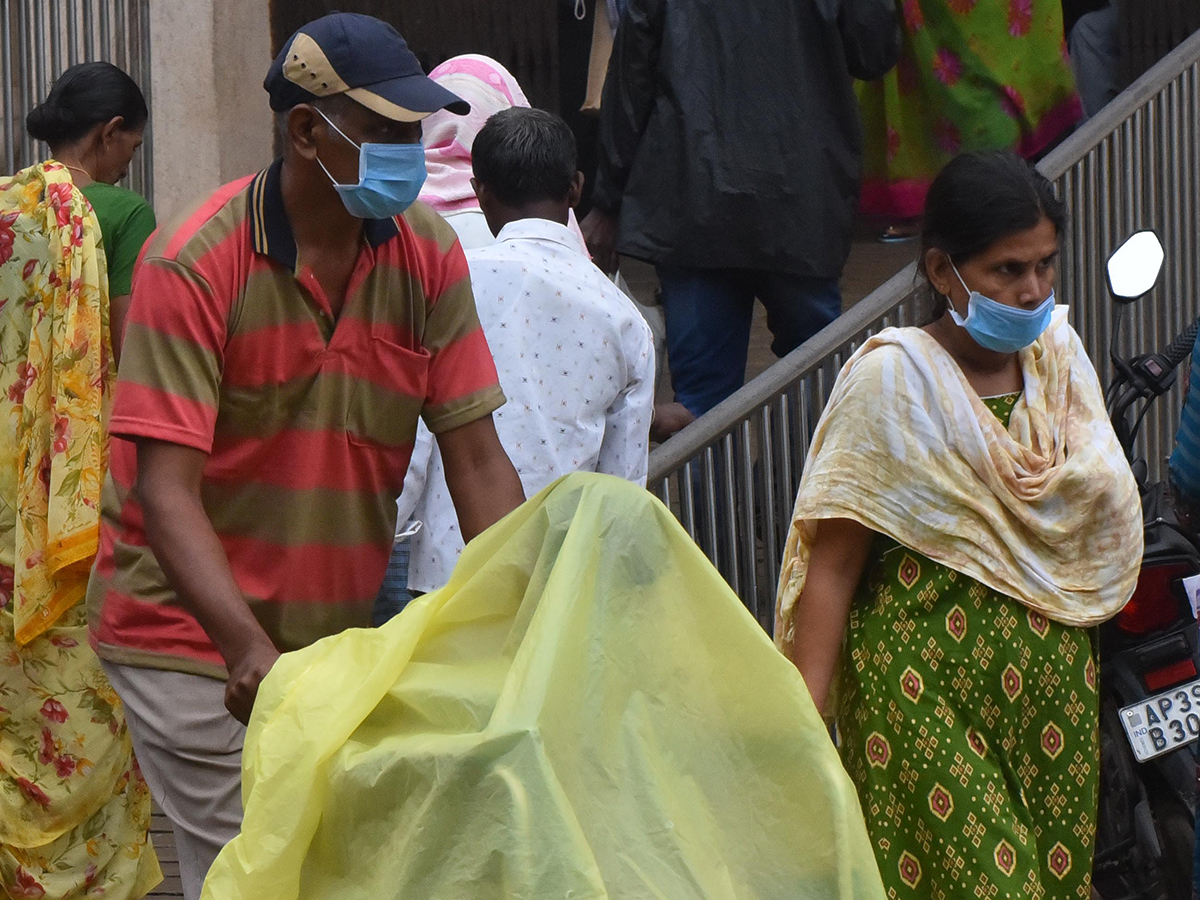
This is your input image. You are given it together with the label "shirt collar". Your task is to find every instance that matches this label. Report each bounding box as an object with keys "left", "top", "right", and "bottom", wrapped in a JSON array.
[
  {"left": 494, "top": 217, "right": 587, "bottom": 257},
  {"left": 248, "top": 158, "right": 402, "bottom": 271}
]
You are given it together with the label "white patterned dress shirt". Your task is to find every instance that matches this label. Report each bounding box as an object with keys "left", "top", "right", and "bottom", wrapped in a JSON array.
[{"left": 401, "top": 217, "right": 656, "bottom": 593}]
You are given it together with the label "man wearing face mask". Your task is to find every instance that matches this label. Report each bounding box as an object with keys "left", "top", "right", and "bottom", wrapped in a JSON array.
[{"left": 84, "top": 14, "right": 525, "bottom": 898}]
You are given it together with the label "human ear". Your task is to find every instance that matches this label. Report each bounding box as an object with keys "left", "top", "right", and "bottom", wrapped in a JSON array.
[
  {"left": 567, "top": 171, "right": 585, "bottom": 209},
  {"left": 100, "top": 116, "right": 125, "bottom": 145},
  {"left": 474, "top": 180, "right": 496, "bottom": 216},
  {"left": 925, "top": 248, "right": 954, "bottom": 298},
  {"left": 288, "top": 105, "right": 322, "bottom": 161},
  {"left": 473, "top": 182, "right": 502, "bottom": 237}
]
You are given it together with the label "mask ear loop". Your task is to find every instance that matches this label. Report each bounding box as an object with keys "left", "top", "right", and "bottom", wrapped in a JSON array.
[
  {"left": 313, "top": 107, "right": 363, "bottom": 188},
  {"left": 946, "top": 261, "right": 973, "bottom": 324},
  {"left": 315, "top": 155, "right": 347, "bottom": 188},
  {"left": 948, "top": 261, "right": 972, "bottom": 297},
  {"left": 315, "top": 108, "right": 361, "bottom": 151}
]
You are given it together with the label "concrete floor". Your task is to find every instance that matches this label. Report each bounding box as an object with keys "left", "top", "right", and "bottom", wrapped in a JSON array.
[{"left": 618, "top": 229, "right": 918, "bottom": 397}]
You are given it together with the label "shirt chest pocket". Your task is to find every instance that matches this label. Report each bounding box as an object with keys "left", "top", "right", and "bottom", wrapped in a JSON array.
[{"left": 345, "top": 337, "right": 430, "bottom": 449}]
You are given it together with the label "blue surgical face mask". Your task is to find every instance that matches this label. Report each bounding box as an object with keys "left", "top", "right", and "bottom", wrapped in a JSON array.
[
  {"left": 948, "top": 263, "right": 1055, "bottom": 354},
  {"left": 315, "top": 109, "right": 427, "bottom": 219}
]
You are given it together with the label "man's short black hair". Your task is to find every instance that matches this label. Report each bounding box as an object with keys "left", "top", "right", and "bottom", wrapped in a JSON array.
[{"left": 472, "top": 107, "right": 578, "bottom": 207}]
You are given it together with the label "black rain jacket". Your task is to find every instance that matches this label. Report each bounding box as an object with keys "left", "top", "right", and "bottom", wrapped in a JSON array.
[{"left": 592, "top": 0, "right": 899, "bottom": 278}]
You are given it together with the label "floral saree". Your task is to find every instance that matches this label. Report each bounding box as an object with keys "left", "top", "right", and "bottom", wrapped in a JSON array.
[{"left": 0, "top": 161, "right": 159, "bottom": 899}]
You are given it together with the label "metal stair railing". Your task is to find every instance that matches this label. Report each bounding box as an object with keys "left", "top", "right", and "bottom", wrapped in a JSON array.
[{"left": 648, "top": 28, "right": 1200, "bottom": 632}]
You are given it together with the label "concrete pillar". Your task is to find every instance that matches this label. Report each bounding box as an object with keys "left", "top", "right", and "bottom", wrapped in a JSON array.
[{"left": 148, "top": 0, "right": 273, "bottom": 221}]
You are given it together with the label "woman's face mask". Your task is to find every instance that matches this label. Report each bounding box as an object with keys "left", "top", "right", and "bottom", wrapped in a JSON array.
[
  {"left": 948, "top": 262, "right": 1055, "bottom": 354},
  {"left": 315, "top": 109, "right": 427, "bottom": 220}
]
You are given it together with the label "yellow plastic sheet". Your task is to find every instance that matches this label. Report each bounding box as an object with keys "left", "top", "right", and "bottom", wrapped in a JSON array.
[{"left": 202, "top": 474, "right": 885, "bottom": 900}]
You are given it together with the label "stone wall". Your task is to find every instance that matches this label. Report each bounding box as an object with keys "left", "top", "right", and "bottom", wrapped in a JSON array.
[{"left": 149, "top": 0, "right": 274, "bottom": 220}]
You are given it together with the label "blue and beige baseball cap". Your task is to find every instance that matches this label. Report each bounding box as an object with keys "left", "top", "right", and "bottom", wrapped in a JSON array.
[{"left": 264, "top": 13, "right": 469, "bottom": 121}]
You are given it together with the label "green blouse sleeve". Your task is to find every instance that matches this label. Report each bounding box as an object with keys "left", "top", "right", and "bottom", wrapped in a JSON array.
[{"left": 84, "top": 184, "right": 157, "bottom": 297}]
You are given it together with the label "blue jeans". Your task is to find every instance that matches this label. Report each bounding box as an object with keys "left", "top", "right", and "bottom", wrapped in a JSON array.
[
  {"left": 656, "top": 265, "right": 841, "bottom": 417},
  {"left": 373, "top": 536, "right": 415, "bottom": 626}
]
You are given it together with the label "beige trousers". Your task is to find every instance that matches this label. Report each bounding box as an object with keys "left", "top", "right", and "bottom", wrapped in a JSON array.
[{"left": 102, "top": 662, "right": 245, "bottom": 900}]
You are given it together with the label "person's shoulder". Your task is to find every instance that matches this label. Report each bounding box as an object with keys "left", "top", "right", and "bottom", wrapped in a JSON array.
[
  {"left": 855, "top": 331, "right": 915, "bottom": 365},
  {"left": 462, "top": 241, "right": 529, "bottom": 296},
  {"left": 545, "top": 257, "right": 655, "bottom": 348},
  {"left": 81, "top": 180, "right": 149, "bottom": 225},
  {"left": 833, "top": 328, "right": 923, "bottom": 392},
  {"left": 85, "top": 181, "right": 155, "bottom": 232},
  {"left": 82, "top": 181, "right": 148, "bottom": 208},
  {"left": 142, "top": 173, "right": 256, "bottom": 267},
  {"left": 590, "top": 272, "right": 653, "bottom": 330},
  {"left": 398, "top": 199, "right": 463, "bottom": 255},
  {"left": 464, "top": 237, "right": 518, "bottom": 265},
  {"left": 1051, "top": 309, "right": 1086, "bottom": 352}
]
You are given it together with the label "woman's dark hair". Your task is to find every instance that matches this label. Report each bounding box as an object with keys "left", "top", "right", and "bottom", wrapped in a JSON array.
[
  {"left": 25, "top": 61, "right": 148, "bottom": 147},
  {"left": 919, "top": 150, "right": 1066, "bottom": 317},
  {"left": 472, "top": 107, "right": 577, "bottom": 207}
]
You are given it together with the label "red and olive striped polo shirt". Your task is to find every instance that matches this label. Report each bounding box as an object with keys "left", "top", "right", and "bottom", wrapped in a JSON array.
[{"left": 87, "top": 159, "right": 504, "bottom": 678}]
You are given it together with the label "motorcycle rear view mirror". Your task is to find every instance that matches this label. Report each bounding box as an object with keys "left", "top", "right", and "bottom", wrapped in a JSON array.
[{"left": 1107, "top": 230, "right": 1164, "bottom": 303}]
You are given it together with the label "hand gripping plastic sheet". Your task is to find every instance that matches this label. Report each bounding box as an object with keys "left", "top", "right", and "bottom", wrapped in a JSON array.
[{"left": 201, "top": 474, "right": 885, "bottom": 900}]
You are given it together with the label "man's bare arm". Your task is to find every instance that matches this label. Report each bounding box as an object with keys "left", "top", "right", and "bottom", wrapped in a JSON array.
[
  {"left": 136, "top": 438, "right": 279, "bottom": 724},
  {"left": 436, "top": 414, "right": 525, "bottom": 542}
]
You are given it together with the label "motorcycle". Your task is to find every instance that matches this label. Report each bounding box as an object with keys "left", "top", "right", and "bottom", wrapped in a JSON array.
[{"left": 1093, "top": 230, "right": 1200, "bottom": 900}]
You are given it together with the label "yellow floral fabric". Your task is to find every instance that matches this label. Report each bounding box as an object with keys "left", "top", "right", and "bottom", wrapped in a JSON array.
[
  {"left": 0, "top": 161, "right": 112, "bottom": 645},
  {"left": 0, "top": 604, "right": 161, "bottom": 899},
  {"left": 0, "top": 162, "right": 160, "bottom": 899},
  {"left": 776, "top": 307, "right": 1142, "bottom": 650}
]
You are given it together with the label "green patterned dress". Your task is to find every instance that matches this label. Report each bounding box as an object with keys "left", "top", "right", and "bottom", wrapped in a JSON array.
[{"left": 837, "top": 394, "right": 1099, "bottom": 900}]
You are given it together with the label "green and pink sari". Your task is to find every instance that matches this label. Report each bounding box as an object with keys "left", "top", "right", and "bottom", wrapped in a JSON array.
[{"left": 858, "top": 0, "right": 1082, "bottom": 219}]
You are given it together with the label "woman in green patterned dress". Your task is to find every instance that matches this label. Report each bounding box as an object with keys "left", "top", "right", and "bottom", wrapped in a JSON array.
[{"left": 775, "top": 151, "right": 1143, "bottom": 899}]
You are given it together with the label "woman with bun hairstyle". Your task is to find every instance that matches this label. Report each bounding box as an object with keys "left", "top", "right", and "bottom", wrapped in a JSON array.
[
  {"left": 0, "top": 62, "right": 160, "bottom": 899},
  {"left": 25, "top": 61, "right": 155, "bottom": 360}
]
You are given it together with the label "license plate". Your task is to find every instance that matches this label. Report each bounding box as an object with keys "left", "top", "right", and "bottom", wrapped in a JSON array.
[{"left": 1120, "top": 678, "right": 1200, "bottom": 762}]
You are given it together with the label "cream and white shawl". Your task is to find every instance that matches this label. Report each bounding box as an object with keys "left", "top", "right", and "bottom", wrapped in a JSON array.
[{"left": 775, "top": 307, "right": 1143, "bottom": 646}]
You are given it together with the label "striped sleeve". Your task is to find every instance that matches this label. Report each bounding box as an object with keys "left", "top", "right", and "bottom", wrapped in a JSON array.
[
  {"left": 109, "top": 256, "right": 227, "bottom": 452},
  {"left": 420, "top": 238, "right": 505, "bottom": 434}
]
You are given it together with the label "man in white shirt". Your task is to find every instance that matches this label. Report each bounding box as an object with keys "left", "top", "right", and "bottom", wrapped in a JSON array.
[{"left": 400, "top": 107, "right": 656, "bottom": 594}]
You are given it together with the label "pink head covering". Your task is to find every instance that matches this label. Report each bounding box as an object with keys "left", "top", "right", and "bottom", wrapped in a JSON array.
[{"left": 420, "top": 55, "right": 530, "bottom": 215}]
